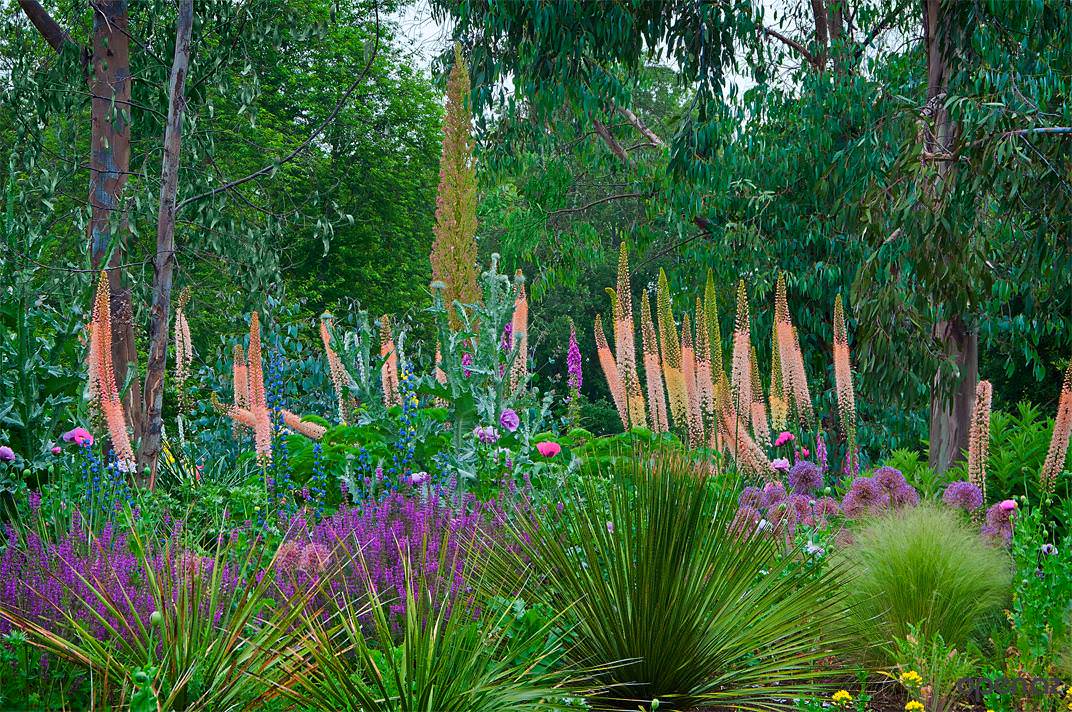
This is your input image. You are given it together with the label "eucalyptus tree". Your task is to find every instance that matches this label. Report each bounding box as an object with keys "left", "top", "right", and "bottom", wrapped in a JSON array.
[{"left": 434, "top": 0, "right": 1072, "bottom": 469}]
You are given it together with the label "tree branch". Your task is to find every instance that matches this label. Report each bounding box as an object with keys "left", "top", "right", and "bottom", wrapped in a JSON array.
[
  {"left": 176, "top": 2, "right": 381, "bottom": 212},
  {"left": 759, "top": 26, "right": 819, "bottom": 68},
  {"left": 854, "top": 0, "right": 911, "bottom": 62},
  {"left": 592, "top": 118, "right": 631, "bottom": 163},
  {"left": 616, "top": 106, "right": 665, "bottom": 147},
  {"left": 548, "top": 191, "right": 649, "bottom": 217},
  {"left": 17, "top": 0, "right": 71, "bottom": 52}
]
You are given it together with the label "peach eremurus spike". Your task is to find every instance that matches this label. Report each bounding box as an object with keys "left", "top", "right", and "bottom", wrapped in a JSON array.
[
  {"left": 967, "top": 379, "right": 992, "bottom": 503},
  {"left": 612, "top": 244, "right": 646, "bottom": 427},
  {"left": 774, "top": 273, "right": 814, "bottom": 429},
  {"left": 320, "top": 315, "right": 351, "bottom": 424},
  {"left": 656, "top": 269, "right": 685, "bottom": 429},
  {"left": 681, "top": 313, "right": 703, "bottom": 447},
  {"left": 641, "top": 292, "right": 668, "bottom": 432},
  {"left": 695, "top": 297, "right": 716, "bottom": 438},
  {"left": 510, "top": 271, "right": 528, "bottom": 390},
  {"left": 768, "top": 320, "right": 788, "bottom": 432},
  {"left": 247, "top": 312, "right": 272, "bottom": 464},
  {"left": 88, "top": 271, "right": 136, "bottom": 472},
  {"left": 595, "top": 313, "right": 628, "bottom": 429},
  {"left": 832, "top": 294, "right": 856, "bottom": 464},
  {"left": 750, "top": 346, "right": 771, "bottom": 450},
  {"left": 1042, "top": 360, "right": 1072, "bottom": 496},
  {"left": 380, "top": 315, "right": 401, "bottom": 409},
  {"left": 729, "top": 280, "right": 753, "bottom": 432}
]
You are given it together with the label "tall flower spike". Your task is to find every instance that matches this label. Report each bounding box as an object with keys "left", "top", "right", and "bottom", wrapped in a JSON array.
[
  {"left": 774, "top": 273, "right": 814, "bottom": 429},
  {"left": 729, "top": 280, "right": 753, "bottom": 432},
  {"left": 681, "top": 313, "right": 704, "bottom": 447},
  {"left": 379, "top": 315, "right": 401, "bottom": 409},
  {"left": 282, "top": 410, "right": 327, "bottom": 441},
  {"left": 566, "top": 319, "right": 583, "bottom": 428},
  {"left": 430, "top": 44, "right": 481, "bottom": 329},
  {"left": 320, "top": 315, "right": 349, "bottom": 424},
  {"left": 510, "top": 271, "right": 528, "bottom": 391},
  {"left": 695, "top": 297, "right": 716, "bottom": 438},
  {"left": 750, "top": 346, "right": 771, "bottom": 450},
  {"left": 612, "top": 243, "right": 646, "bottom": 427},
  {"left": 233, "top": 344, "right": 249, "bottom": 410},
  {"left": 641, "top": 292, "right": 668, "bottom": 432},
  {"left": 595, "top": 314, "right": 628, "bottom": 429},
  {"left": 1042, "top": 361, "right": 1072, "bottom": 495},
  {"left": 769, "top": 320, "right": 788, "bottom": 432},
  {"left": 716, "top": 384, "right": 772, "bottom": 477},
  {"left": 174, "top": 288, "right": 193, "bottom": 415},
  {"left": 704, "top": 269, "right": 724, "bottom": 380},
  {"left": 656, "top": 268, "right": 685, "bottom": 428},
  {"left": 247, "top": 312, "right": 272, "bottom": 464},
  {"left": 832, "top": 294, "right": 857, "bottom": 461},
  {"left": 90, "top": 270, "right": 136, "bottom": 471},
  {"left": 967, "top": 379, "right": 992, "bottom": 504}
]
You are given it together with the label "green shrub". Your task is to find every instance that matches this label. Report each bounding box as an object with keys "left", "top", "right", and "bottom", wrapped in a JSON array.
[
  {"left": 838, "top": 504, "right": 1012, "bottom": 660},
  {"left": 494, "top": 447, "right": 854, "bottom": 711}
]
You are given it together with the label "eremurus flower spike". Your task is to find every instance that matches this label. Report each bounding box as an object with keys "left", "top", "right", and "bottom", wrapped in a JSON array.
[
  {"left": 379, "top": 315, "right": 401, "bottom": 409},
  {"left": 832, "top": 294, "right": 856, "bottom": 462},
  {"left": 681, "top": 313, "right": 704, "bottom": 447},
  {"left": 967, "top": 379, "right": 992, "bottom": 504},
  {"left": 1042, "top": 360, "right": 1072, "bottom": 495},
  {"left": 695, "top": 297, "right": 716, "bottom": 437},
  {"left": 320, "top": 315, "right": 349, "bottom": 424},
  {"left": 247, "top": 312, "right": 272, "bottom": 464},
  {"left": 704, "top": 269, "right": 724, "bottom": 381},
  {"left": 510, "top": 271, "right": 528, "bottom": 390},
  {"left": 750, "top": 346, "right": 771, "bottom": 450},
  {"left": 612, "top": 243, "right": 646, "bottom": 427},
  {"left": 595, "top": 314, "right": 628, "bottom": 429},
  {"left": 89, "top": 270, "right": 136, "bottom": 471},
  {"left": 774, "top": 273, "right": 814, "bottom": 429},
  {"left": 730, "top": 280, "right": 753, "bottom": 432},
  {"left": 769, "top": 320, "right": 788, "bottom": 432},
  {"left": 656, "top": 268, "right": 685, "bottom": 428},
  {"left": 641, "top": 291, "right": 668, "bottom": 432}
]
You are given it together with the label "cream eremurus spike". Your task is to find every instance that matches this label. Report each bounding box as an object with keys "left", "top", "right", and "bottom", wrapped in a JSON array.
[
  {"left": 774, "top": 273, "right": 814, "bottom": 429},
  {"left": 695, "top": 297, "right": 716, "bottom": 441},
  {"left": 729, "top": 280, "right": 753, "bottom": 433},
  {"left": 680, "top": 313, "right": 704, "bottom": 447},
  {"left": 656, "top": 268, "right": 686, "bottom": 429},
  {"left": 750, "top": 346, "right": 771, "bottom": 450},
  {"left": 832, "top": 294, "right": 856, "bottom": 465},
  {"left": 595, "top": 313, "right": 628, "bottom": 429},
  {"left": 612, "top": 243, "right": 646, "bottom": 427},
  {"left": 768, "top": 319, "right": 788, "bottom": 432}
]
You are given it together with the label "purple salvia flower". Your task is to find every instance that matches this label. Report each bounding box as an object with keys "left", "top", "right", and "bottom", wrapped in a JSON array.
[{"left": 567, "top": 328, "right": 582, "bottom": 393}]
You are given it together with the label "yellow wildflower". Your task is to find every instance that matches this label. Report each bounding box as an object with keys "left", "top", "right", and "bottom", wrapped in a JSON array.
[
  {"left": 905, "top": 702, "right": 924, "bottom": 712},
  {"left": 832, "top": 690, "right": 853, "bottom": 706},
  {"left": 899, "top": 670, "right": 923, "bottom": 687}
]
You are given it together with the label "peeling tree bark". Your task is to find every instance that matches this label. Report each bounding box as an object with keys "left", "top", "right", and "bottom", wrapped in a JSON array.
[
  {"left": 922, "top": 0, "right": 977, "bottom": 473},
  {"left": 139, "top": 0, "right": 193, "bottom": 484}
]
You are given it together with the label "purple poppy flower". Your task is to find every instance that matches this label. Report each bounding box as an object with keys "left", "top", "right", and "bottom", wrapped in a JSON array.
[
  {"left": 499, "top": 409, "right": 520, "bottom": 432},
  {"left": 0, "top": 446, "right": 14, "bottom": 462}
]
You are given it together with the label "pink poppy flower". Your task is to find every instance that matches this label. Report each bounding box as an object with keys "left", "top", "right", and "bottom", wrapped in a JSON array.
[
  {"left": 998, "top": 499, "right": 1017, "bottom": 513},
  {"left": 50, "top": 445, "right": 62, "bottom": 456},
  {"left": 774, "top": 431, "right": 795, "bottom": 447},
  {"left": 536, "top": 441, "right": 561, "bottom": 458},
  {"left": 62, "top": 427, "right": 94, "bottom": 447},
  {"left": 799, "top": 447, "right": 810, "bottom": 458}
]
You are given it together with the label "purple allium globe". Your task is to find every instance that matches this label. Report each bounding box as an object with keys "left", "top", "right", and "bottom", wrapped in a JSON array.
[
  {"left": 761, "top": 480, "right": 787, "bottom": 508},
  {"left": 499, "top": 409, "right": 520, "bottom": 432},
  {"left": 981, "top": 500, "right": 1016, "bottom": 545},
  {"left": 872, "top": 466, "right": 907, "bottom": 493},
  {"left": 942, "top": 480, "right": 983, "bottom": 511},
  {"left": 788, "top": 460, "right": 823, "bottom": 494},
  {"left": 841, "top": 476, "right": 882, "bottom": 519},
  {"left": 738, "top": 486, "right": 764, "bottom": 509}
]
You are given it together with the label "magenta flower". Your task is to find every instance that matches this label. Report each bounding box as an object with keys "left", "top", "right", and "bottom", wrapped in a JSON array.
[
  {"left": 0, "top": 446, "right": 14, "bottom": 462},
  {"left": 998, "top": 499, "right": 1017, "bottom": 513},
  {"left": 774, "top": 431, "right": 795, "bottom": 447},
  {"left": 461, "top": 352, "right": 473, "bottom": 377},
  {"left": 567, "top": 328, "right": 582, "bottom": 393},
  {"left": 50, "top": 445, "right": 62, "bottom": 456},
  {"left": 62, "top": 427, "right": 94, "bottom": 447},
  {"left": 499, "top": 409, "right": 520, "bottom": 432},
  {"left": 536, "top": 441, "right": 561, "bottom": 458}
]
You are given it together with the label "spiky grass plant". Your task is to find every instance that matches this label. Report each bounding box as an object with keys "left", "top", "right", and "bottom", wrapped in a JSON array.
[
  {"left": 0, "top": 512, "right": 327, "bottom": 711},
  {"left": 294, "top": 537, "right": 583, "bottom": 712},
  {"left": 493, "top": 447, "right": 853, "bottom": 710},
  {"left": 837, "top": 504, "right": 1012, "bottom": 662}
]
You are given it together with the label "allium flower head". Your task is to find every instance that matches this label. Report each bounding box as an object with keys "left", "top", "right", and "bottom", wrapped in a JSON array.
[
  {"left": 873, "top": 466, "right": 907, "bottom": 493},
  {"left": 891, "top": 484, "right": 920, "bottom": 508},
  {"left": 738, "top": 486, "right": 763, "bottom": 509},
  {"left": 982, "top": 500, "right": 1016, "bottom": 545},
  {"left": 499, "top": 409, "right": 520, "bottom": 432},
  {"left": 942, "top": 480, "right": 983, "bottom": 511},
  {"left": 841, "top": 476, "right": 882, "bottom": 518},
  {"left": 761, "top": 480, "right": 787, "bottom": 508},
  {"left": 788, "top": 460, "right": 823, "bottom": 493}
]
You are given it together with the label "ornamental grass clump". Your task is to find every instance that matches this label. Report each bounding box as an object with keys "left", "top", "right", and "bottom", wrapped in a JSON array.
[
  {"left": 493, "top": 447, "right": 855, "bottom": 710},
  {"left": 837, "top": 503, "right": 1012, "bottom": 662}
]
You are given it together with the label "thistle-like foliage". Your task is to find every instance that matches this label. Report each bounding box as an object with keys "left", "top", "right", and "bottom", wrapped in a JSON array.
[
  {"left": 967, "top": 379, "right": 992, "bottom": 503},
  {"left": 320, "top": 315, "right": 350, "bottom": 424},
  {"left": 750, "top": 347, "right": 771, "bottom": 450},
  {"left": 832, "top": 294, "right": 856, "bottom": 461},
  {"left": 595, "top": 314, "right": 628, "bottom": 429},
  {"left": 1042, "top": 361, "right": 1072, "bottom": 495},
  {"left": 612, "top": 243, "right": 646, "bottom": 428},
  {"left": 694, "top": 297, "right": 716, "bottom": 438},
  {"left": 768, "top": 321, "right": 788, "bottom": 432},
  {"left": 430, "top": 45, "right": 481, "bottom": 329},
  {"left": 510, "top": 272, "right": 528, "bottom": 391},
  {"left": 379, "top": 315, "right": 401, "bottom": 409},
  {"left": 88, "top": 271, "right": 136, "bottom": 471},
  {"left": 704, "top": 269, "right": 724, "bottom": 380},
  {"left": 656, "top": 269, "right": 686, "bottom": 428},
  {"left": 247, "top": 312, "right": 272, "bottom": 464},
  {"left": 681, "top": 314, "right": 704, "bottom": 447},
  {"left": 641, "top": 292, "right": 668, "bottom": 433},
  {"left": 729, "top": 280, "right": 753, "bottom": 431},
  {"left": 774, "top": 274, "right": 814, "bottom": 429}
]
